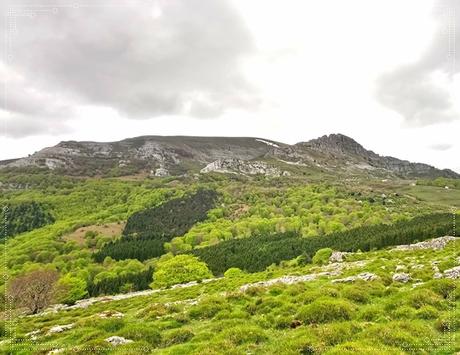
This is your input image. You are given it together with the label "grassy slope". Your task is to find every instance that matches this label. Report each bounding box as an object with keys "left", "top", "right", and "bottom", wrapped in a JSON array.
[{"left": 3, "top": 239, "right": 459, "bottom": 354}]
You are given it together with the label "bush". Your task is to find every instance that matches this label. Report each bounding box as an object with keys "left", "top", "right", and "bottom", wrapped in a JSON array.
[
  {"left": 423, "top": 279, "right": 458, "bottom": 299},
  {"left": 415, "top": 305, "right": 439, "bottom": 320},
  {"left": 224, "top": 267, "right": 244, "bottom": 278},
  {"left": 341, "top": 286, "right": 370, "bottom": 304},
  {"left": 435, "top": 310, "right": 460, "bottom": 332},
  {"left": 296, "top": 298, "right": 355, "bottom": 324},
  {"left": 219, "top": 325, "right": 268, "bottom": 345},
  {"left": 118, "top": 324, "right": 161, "bottom": 346},
  {"left": 407, "top": 289, "right": 443, "bottom": 309},
  {"left": 152, "top": 255, "right": 212, "bottom": 288},
  {"left": 312, "top": 248, "right": 333, "bottom": 265},
  {"left": 188, "top": 296, "right": 229, "bottom": 320},
  {"left": 162, "top": 328, "right": 194, "bottom": 346}
]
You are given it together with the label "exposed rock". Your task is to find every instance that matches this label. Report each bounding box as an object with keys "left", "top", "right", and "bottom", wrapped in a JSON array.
[
  {"left": 25, "top": 329, "right": 41, "bottom": 340},
  {"left": 395, "top": 264, "right": 406, "bottom": 272},
  {"left": 329, "top": 251, "right": 349, "bottom": 263},
  {"left": 391, "top": 236, "right": 457, "bottom": 252},
  {"left": 444, "top": 266, "right": 460, "bottom": 279},
  {"left": 98, "top": 310, "right": 124, "bottom": 319},
  {"left": 392, "top": 273, "right": 411, "bottom": 283},
  {"left": 47, "top": 324, "right": 74, "bottom": 335},
  {"left": 154, "top": 167, "right": 169, "bottom": 177},
  {"left": 47, "top": 349, "right": 65, "bottom": 354},
  {"left": 3, "top": 134, "right": 456, "bottom": 178},
  {"left": 240, "top": 270, "right": 340, "bottom": 292},
  {"left": 105, "top": 336, "right": 133, "bottom": 346},
  {"left": 332, "top": 272, "right": 378, "bottom": 283},
  {"left": 201, "top": 158, "right": 282, "bottom": 176}
]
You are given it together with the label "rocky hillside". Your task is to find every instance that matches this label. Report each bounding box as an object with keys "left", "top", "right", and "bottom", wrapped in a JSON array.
[{"left": 1, "top": 134, "right": 458, "bottom": 179}]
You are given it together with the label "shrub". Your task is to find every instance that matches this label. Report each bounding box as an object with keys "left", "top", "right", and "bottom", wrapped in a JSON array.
[
  {"left": 315, "top": 322, "right": 357, "bottom": 346},
  {"left": 341, "top": 286, "right": 370, "bottom": 303},
  {"left": 162, "top": 328, "right": 194, "bottom": 346},
  {"left": 435, "top": 310, "right": 460, "bottom": 332},
  {"left": 357, "top": 305, "right": 386, "bottom": 322},
  {"left": 224, "top": 267, "right": 244, "bottom": 278},
  {"left": 151, "top": 254, "right": 212, "bottom": 288},
  {"left": 99, "top": 318, "right": 125, "bottom": 332},
  {"left": 54, "top": 274, "right": 88, "bottom": 305},
  {"left": 407, "top": 289, "right": 443, "bottom": 309},
  {"left": 188, "top": 296, "right": 229, "bottom": 320},
  {"left": 118, "top": 324, "right": 161, "bottom": 346},
  {"left": 415, "top": 305, "right": 439, "bottom": 320},
  {"left": 219, "top": 325, "right": 268, "bottom": 345},
  {"left": 423, "top": 279, "right": 457, "bottom": 299},
  {"left": 296, "top": 298, "right": 354, "bottom": 324},
  {"left": 312, "top": 248, "right": 333, "bottom": 265}
]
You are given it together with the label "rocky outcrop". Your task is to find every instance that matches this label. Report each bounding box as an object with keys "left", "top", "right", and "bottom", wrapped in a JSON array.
[
  {"left": 200, "top": 158, "right": 283, "bottom": 176},
  {"left": 332, "top": 272, "right": 378, "bottom": 283},
  {"left": 2, "top": 134, "right": 457, "bottom": 178},
  {"left": 392, "top": 273, "right": 411, "bottom": 283},
  {"left": 329, "top": 251, "right": 349, "bottom": 263},
  {"left": 105, "top": 336, "right": 133, "bottom": 346},
  {"left": 47, "top": 324, "right": 74, "bottom": 335},
  {"left": 391, "top": 236, "right": 457, "bottom": 251},
  {"left": 444, "top": 266, "right": 460, "bottom": 279}
]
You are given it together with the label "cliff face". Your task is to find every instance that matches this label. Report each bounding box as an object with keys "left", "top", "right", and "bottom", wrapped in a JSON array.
[{"left": 1, "top": 134, "right": 458, "bottom": 179}]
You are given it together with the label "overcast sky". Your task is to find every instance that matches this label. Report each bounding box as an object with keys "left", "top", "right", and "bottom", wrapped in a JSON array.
[{"left": 1, "top": 0, "right": 459, "bottom": 172}]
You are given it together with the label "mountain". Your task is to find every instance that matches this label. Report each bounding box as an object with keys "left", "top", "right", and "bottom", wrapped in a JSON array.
[{"left": 1, "top": 134, "right": 458, "bottom": 179}]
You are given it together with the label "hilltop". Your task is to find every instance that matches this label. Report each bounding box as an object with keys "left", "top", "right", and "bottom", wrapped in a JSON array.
[{"left": 1, "top": 134, "right": 458, "bottom": 179}]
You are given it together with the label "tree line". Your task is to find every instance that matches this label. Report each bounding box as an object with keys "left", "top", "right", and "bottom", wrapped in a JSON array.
[
  {"left": 191, "top": 213, "right": 457, "bottom": 274},
  {"left": 94, "top": 188, "right": 217, "bottom": 261}
]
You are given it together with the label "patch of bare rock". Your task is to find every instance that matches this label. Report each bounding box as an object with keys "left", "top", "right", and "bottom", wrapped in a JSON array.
[
  {"left": 106, "top": 336, "right": 133, "bottom": 346},
  {"left": 391, "top": 236, "right": 456, "bottom": 251},
  {"left": 332, "top": 272, "right": 378, "bottom": 283}
]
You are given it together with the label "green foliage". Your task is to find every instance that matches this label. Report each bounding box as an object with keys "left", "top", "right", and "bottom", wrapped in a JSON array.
[
  {"left": 94, "top": 189, "right": 217, "bottom": 261},
  {"left": 88, "top": 267, "right": 153, "bottom": 296},
  {"left": 192, "top": 213, "right": 456, "bottom": 274},
  {"left": 224, "top": 267, "right": 244, "bottom": 278},
  {"left": 152, "top": 255, "right": 212, "bottom": 288},
  {"left": 1, "top": 201, "right": 54, "bottom": 238},
  {"left": 312, "top": 248, "right": 333, "bottom": 265},
  {"left": 118, "top": 324, "right": 161, "bottom": 346},
  {"left": 296, "top": 298, "right": 355, "bottom": 324},
  {"left": 55, "top": 274, "right": 88, "bottom": 305}
]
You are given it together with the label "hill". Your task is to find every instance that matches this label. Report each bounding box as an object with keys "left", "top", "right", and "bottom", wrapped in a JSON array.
[{"left": 1, "top": 134, "right": 458, "bottom": 179}]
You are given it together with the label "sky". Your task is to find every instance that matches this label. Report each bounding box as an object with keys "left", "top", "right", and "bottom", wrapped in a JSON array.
[{"left": 1, "top": 0, "right": 459, "bottom": 172}]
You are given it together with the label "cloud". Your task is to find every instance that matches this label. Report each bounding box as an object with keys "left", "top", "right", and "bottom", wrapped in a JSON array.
[
  {"left": 0, "top": 0, "right": 257, "bottom": 137},
  {"left": 428, "top": 143, "right": 453, "bottom": 151},
  {"left": 375, "top": 0, "right": 460, "bottom": 126}
]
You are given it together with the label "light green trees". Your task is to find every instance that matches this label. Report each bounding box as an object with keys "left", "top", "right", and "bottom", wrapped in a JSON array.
[
  {"left": 55, "top": 274, "right": 88, "bottom": 305},
  {"left": 312, "top": 248, "right": 333, "bottom": 265},
  {"left": 151, "top": 255, "right": 213, "bottom": 288}
]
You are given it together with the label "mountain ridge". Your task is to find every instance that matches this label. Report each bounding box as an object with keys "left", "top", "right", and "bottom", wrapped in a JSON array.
[{"left": 1, "top": 133, "right": 458, "bottom": 179}]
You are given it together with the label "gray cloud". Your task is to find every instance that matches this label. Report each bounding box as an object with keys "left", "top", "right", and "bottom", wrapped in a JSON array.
[
  {"left": 429, "top": 143, "right": 453, "bottom": 151},
  {"left": 375, "top": 0, "right": 459, "bottom": 126},
  {"left": 1, "top": 0, "right": 257, "bottom": 137}
]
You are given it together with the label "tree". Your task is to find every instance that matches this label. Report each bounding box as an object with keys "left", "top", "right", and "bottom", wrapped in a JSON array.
[
  {"left": 312, "top": 248, "right": 333, "bottom": 265},
  {"left": 8, "top": 269, "right": 59, "bottom": 314},
  {"left": 54, "top": 274, "right": 88, "bottom": 305},
  {"left": 151, "top": 255, "right": 212, "bottom": 288}
]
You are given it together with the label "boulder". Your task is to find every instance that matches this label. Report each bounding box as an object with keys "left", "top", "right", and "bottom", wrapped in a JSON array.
[
  {"left": 106, "top": 336, "right": 133, "bottom": 346},
  {"left": 47, "top": 324, "right": 74, "bottom": 335},
  {"left": 329, "top": 251, "right": 348, "bottom": 263},
  {"left": 444, "top": 266, "right": 460, "bottom": 279},
  {"left": 332, "top": 272, "right": 378, "bottom": 283},
  {"left": 392, "top": 273, "right": 411, "bottom": 283},
  {"left": 391, "top": 236, "right": 456, "bottom": 252}
]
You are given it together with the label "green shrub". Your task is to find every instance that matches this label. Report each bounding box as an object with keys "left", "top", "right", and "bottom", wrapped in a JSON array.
[
  {"left": 118, "top": 324, "right": 161, "bottom": 346},
  {"left": 391, "top": 306, "right": 416, "bottom": 320},
  {"left": 341, "top": 286, "right": 370, "bottom": 303},
  {"left": 435, "top": 310, "right": 460, "bottom": 332},
  {"left": 162, "top": 328, "right": 194, "bottom": 346},
  {"left": 296, "top": 298, "right": 354, "bottom": 324},
  {"left": 357, "top": 305, "right": 386, "bottom": 322},
  {"left": 219, "top": 325, "right": 268, "bottom": 345},
  {"left": 423, "top": 278, "right": 458, "bottom": 299},
  {"left": 188, "top": 296, "right": 229, "bottom": 320},
  {"left": 99, "top": 318, "right": 125, "bottom": 332},
  {"left": 325, "top": 341, "right": 399, "bottom": 355},
  {"left": 315, "top": 322, "right": 357, "bottom": 346},
  {"left": 416, "top": 305, "right": 440, "bottom": 320},
  {"left": 224, "top": 267, "right": 244, "bottom": 278},
  {"left": 407, "top": 289, "right": 443, "bottom": 309},
  {"left": 312, "top": 248, "right": 333, "bottom": 265},
  {"left": 152, "top": 254, "right": 213, "bottom": 288}
]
